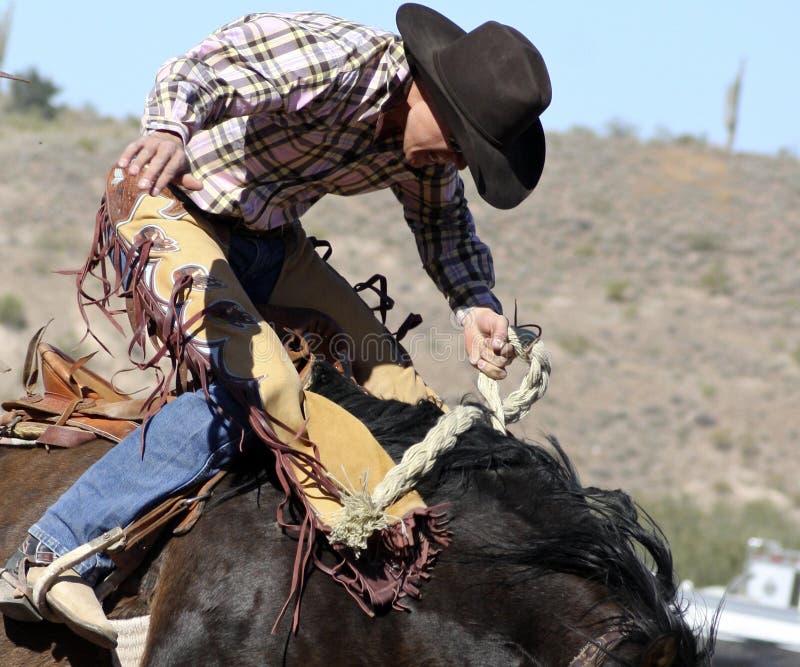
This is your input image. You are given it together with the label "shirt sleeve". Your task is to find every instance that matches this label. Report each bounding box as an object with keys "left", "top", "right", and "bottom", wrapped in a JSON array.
[
  {"left": 391, "top": 167, "right": 502, "bottom": 314},
  {"left": 142, "top": 15, "right": 330, "bottom": 142}
]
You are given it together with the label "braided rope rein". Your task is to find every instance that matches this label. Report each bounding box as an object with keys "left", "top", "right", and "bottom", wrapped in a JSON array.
[{"left": 328, "top": 328, "right": 551, "bottom": 551}]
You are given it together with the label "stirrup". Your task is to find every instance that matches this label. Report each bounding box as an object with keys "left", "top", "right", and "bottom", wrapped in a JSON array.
[
  {"left": 1, "top": 528, "right": 125, "bottom": 624},
  {"left": 32, "top": 528, "right": 125, "bottom": 621},
  {"left": 0, "top": 552, "right": 44, "bottom": 623}
]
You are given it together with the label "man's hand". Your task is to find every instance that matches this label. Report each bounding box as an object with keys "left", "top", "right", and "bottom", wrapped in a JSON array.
[
  {"left": 462, "top": 307, "right": 515, "bottom": 380},
  {"left": 117, "top": 130, "right": 203, "bottom": 196}
]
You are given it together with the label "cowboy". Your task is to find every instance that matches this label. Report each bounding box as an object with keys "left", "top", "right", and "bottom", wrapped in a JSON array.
[{"left": 0, "top": 4, "right": 550, "bottom": 648}]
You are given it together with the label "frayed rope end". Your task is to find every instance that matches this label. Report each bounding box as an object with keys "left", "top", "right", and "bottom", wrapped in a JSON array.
[{"left": 326, "top": 471, "right": 395, "bottom": 553}]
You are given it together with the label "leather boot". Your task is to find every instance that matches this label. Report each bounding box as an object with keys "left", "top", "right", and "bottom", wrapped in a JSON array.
[{"left": 27, "top": 566, "right": 118, "bottom": 649}]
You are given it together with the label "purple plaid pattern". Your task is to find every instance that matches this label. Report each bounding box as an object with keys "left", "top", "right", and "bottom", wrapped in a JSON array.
[{"left": 143, "top": 12, "right": 499, "bottom": 312}]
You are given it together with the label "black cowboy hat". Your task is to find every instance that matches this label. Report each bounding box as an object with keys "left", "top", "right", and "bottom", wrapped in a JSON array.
[{"left": 396, "top": 3, "right": 551, "bottom": 209}]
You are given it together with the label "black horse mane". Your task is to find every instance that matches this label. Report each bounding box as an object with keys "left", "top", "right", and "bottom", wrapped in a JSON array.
[{"left": 308, "top": 362, "right": 715, "bottom": 665}]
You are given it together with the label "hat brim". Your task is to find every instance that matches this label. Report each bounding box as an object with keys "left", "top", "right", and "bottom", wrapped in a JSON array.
[{"left": 397, "top": 4, "right": 545, "bottom": 209}]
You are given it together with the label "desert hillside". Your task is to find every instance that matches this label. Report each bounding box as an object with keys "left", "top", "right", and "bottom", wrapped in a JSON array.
[{"left": 1, "top": 110, "right": 799, "bottom": 581}]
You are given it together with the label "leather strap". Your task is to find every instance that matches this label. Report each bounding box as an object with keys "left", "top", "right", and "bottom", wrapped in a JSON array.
[
  {"left": 1, "top": 393, "right": 140, "bottom": 445},
  {"left": 22, "top": 322, "right": 52, "bottom": 395},
  {"left": 568, "top": 629, "right": 626, "bottom": 666},
  {"left": 37, "top": 425, "right": 97, "bottom": 448},
  {"left": 353, "top": 273, "right": 395, "bottom": 325},
  {"left": 106, "top": 470, "right": 228, "bottom": 576}
]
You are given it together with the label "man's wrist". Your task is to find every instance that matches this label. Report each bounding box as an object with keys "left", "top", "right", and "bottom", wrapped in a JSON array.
[
  {"left": 455, "top": 306, "right": 474, "bottom": 327},
  {"left": 144, "top": 122, "right": 190, "bottom": 145}
]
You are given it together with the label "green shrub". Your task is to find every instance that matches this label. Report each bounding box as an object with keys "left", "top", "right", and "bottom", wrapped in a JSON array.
[
  {"left": 686, "top": 231, "right": 724, "bottom": 253},
  {"left": 76, "top": 136, "right": 98, "bottom": 153},
  {"left": 8, "top": 67, "right": 60, "bottom": 119},
  {"left": 699, "top": 383, "right": 716, "bottom": 399},
  {"left": 606, "top": 118, "right": 638, "bottom": 139},
  {"left": 605, "top": 279, "right": 630, "bottom": 303},
  {"left": 699, "top": 260, "right": 732, "bottom": 296},
  {"left": 623, "top": 305, "right": 639, "bottom": 320},
  {"left": 711, "top": 428, "right": 734, "bottom": 452},
  {"left": 556, "top": 334, "right": 592, "bottom": 356},
  {"left": 640, "top": 495, "right": 800, "bottom": 586},
  {"left": 0, "top": 293, "right": 27, "bottom": 330},
  {"left": 674, "top": 133, "right": 708, "bottom": 147}
]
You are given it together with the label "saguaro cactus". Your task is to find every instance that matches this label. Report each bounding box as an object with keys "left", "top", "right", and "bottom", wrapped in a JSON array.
[
  {"left": 725, "top": 60, "right": 745, "bottom": 153},
  {"left": 0, "top": 3, "right": 26, "bottom": 82},
  {"left": 0, "top": 3, "right": 12, "bottom": 72}
]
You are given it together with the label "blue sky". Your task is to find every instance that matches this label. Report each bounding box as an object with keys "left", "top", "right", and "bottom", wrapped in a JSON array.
[{"left": 2, "top": 1, "right": 797, "bottom": 155}]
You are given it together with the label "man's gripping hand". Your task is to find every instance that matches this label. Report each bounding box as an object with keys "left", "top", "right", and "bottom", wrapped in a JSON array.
[
  {"left": 462, "top": 307, "right": 515, "bottom": 380},
  {"left": 117, "top": 130, "right": 202, "bottom": 196}
]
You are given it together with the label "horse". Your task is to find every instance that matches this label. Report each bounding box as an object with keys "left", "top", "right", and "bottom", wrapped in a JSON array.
[{"left": 1, "top": 361, "right": 715, "bottom": 666}]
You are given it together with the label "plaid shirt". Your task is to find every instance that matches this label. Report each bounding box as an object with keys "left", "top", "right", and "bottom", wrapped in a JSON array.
[{"left": 143, "top": 12, "right": 499, "bottom": 312}]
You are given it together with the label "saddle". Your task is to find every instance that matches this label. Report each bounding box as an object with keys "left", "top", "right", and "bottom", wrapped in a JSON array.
[
  {"left": 1, "top": 337, "right": 141, "bottom": 447},
  {"left": 1, "top": 308, "right": 348, "bottom": 444}
]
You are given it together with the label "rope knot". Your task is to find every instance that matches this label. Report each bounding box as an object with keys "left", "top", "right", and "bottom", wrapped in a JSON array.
[{"left": 327, "top": 472, "right": 391, "bottom": 554}]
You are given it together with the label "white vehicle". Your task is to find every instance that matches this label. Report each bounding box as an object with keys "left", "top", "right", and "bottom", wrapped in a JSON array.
[{"left": 681, "top": 537, "right": 800, "bottom": 655}]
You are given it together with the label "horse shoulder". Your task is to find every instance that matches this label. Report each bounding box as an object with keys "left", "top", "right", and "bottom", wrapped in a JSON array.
[{"left": 0, "top": 440, "right": 114, "bottom": 665}]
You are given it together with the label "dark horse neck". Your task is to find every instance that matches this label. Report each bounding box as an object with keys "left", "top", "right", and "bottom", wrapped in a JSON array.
[{"left": 157, "top": 361, "right": 705, "bottom": 666}]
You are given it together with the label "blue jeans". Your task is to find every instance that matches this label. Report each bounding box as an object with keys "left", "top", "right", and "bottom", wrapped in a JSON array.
[{"left": 29, "top": 232, "right": 285, "bottom": 584}]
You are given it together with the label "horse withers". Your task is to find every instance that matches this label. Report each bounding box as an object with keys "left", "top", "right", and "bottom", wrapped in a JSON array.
[{"left": 0, "top": 361, "right": 715, "bottom": 665}]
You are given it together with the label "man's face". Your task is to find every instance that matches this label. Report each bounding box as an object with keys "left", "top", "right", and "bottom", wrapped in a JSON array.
[{"left": 402, "top": 83, "right": 466, "bottom": 170}]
